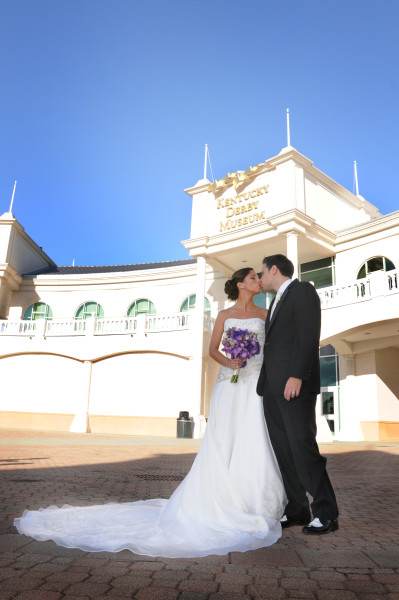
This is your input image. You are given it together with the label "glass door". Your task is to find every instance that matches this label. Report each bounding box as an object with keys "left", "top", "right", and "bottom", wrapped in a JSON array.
[
  {"left": 319, "top": 345, "right": 340, "bottom": 437},
  {"left": 320, "top": 387, "right": 338, "bottom": 434}
]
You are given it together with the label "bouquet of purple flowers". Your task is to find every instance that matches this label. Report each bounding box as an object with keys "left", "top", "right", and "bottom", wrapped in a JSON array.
[{"left": 221, "top": 326, "right": 261, "bottom": 383}]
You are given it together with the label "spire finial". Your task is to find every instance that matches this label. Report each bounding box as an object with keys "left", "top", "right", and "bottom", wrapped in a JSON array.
[
  {"left": 8, "top": 180, "right": 17, "bottom": 214},
  {"left": 286, "top": 108, "right": 291, "bottom": 147},
  {"left": 203, "top": 144, "right": 208, "bottom": 180},
  {"left": 353, "top": 160, "right": 360, "bottom": 196}
]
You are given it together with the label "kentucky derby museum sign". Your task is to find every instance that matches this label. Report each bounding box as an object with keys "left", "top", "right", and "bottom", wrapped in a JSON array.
[{"left": 217, "top": 185, "right": 269, "bottom": 232}]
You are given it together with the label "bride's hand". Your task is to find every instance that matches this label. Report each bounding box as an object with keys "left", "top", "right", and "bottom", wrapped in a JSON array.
[{"left": 229, "top": 358, "right": 243, "bottom": 370}]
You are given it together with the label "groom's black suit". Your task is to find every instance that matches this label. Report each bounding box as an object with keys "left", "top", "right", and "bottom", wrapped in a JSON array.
[{"left": 256, "top": 278, "right": 338, "bottom": 523}]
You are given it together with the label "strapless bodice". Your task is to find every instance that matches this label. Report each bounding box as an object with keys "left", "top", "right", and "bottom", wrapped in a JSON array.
[{"left": 216, "top": 317, "right": 265, "bottom": 383}]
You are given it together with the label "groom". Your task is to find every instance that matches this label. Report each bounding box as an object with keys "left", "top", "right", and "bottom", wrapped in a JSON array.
[{"left": 257, "top": 254, "right": 339, "bottom": 534}]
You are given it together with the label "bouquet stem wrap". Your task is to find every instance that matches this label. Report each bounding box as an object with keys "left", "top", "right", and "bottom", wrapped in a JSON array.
[{"left": 231, "top": 368, "right": 240, "bottom": 384}]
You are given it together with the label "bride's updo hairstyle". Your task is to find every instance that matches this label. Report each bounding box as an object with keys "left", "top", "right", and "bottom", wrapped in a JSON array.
[{"left": 224, "top": 267, "right": 254, "bottom": 300}]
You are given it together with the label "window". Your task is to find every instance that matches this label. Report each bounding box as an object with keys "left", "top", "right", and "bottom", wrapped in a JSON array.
[
  {"left": 253, "top": 291, "right": 277, "bottom": 309},
  {"left": 127, "top": 298, "right": 156, "bottom": 317},
  {"left": 24, "top": 302, "right": 53, "bottom": 320},
  {"left": 75, "top": 302, "right": 104, "bottom": 319},
  {"left": 253, "top": 292, "right": 266, "bottom": 308},
  {"left": 357, "top": 256, "right": 396, "bottom": 279},
  {"left": 180, "top": 294, "right": 211, "bottom": 314},
  {"left": 300, "top": 257, "right": 335, "bottom": 289},
  {"left": 320, "top": 344, "right": 338, "bottom": 387}
]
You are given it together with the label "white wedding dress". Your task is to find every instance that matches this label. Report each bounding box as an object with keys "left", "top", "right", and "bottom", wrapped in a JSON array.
[{"left": 14, "top": 317, "right": 287, "bottom": 558}]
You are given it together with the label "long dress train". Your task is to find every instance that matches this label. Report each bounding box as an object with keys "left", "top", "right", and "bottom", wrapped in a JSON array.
[{"left": 14, "top": 317, "right": 286, "bottom": 558}]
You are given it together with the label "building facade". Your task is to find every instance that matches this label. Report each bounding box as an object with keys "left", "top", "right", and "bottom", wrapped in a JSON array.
[{"left": 0, "top": 144, "right": 398, "bottom": 442}]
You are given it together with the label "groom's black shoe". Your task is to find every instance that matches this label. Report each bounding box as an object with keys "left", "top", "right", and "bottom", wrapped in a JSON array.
[
  {"left": 280, "top": 515, "right": 310, "bottom": 529},
  {"left": 303, "top": 518, "right": 339, "bottom": 535}
]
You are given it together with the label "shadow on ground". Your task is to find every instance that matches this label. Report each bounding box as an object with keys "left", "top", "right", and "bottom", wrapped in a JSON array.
[{"left": 0, "top": 436, "right": 398, "bottom": 599}]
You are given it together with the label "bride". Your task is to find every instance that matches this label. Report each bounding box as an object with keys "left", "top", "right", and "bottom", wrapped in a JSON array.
[{"left": 14, "top": 267, "right": 286, "bottom": 558}]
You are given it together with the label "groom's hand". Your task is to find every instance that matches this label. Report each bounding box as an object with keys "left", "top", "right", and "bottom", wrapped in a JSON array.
[{"left": 284, "top": 377, "right": 302, "bottom": 401}]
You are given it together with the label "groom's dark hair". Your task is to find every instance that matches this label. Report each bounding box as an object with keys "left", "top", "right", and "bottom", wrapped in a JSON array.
[{"left": 263, "top": 254, "right": 294, "bottom": 278}]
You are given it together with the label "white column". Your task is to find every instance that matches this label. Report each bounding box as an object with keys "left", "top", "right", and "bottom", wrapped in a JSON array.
[
  {"left": 368, "top": 269, "right": 389, "bottom": 297},
  {"left": 335, "top": 354, "right": 363, "bottom": 441},
  {"left": 70, "top": 360, "right": 92, "bottom": 433},
  {"left": 85, "top": 316, "right": 97, "bottom": 336},
  {"left": 286, "top": 231, "right": 299, "bottom": 278},
  {"left": 34, "top": 318, "right": 47, "bottom": 338},
  {"left": 192, "top": 256, "right": 207, "bottom": 437},
  {"left": 135, "top": 313, "right": 147, "bottom": 338}
]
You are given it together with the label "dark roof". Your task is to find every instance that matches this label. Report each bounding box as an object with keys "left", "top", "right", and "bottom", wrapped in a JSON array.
[{"left": 23, "top": 258, "right": 196, "bottom": 277}]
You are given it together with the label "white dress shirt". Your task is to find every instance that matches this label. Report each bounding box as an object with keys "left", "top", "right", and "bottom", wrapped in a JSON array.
[{"left": 269, "top": 278, "right": 293, "bottom": 319}]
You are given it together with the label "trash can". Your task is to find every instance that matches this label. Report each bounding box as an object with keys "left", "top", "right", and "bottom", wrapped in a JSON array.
[{"left": 176, "top": 411, "right": 194, "bottom": 438}]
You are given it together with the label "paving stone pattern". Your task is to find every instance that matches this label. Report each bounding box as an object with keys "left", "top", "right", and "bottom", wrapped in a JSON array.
[{"left": 0, "top": 430, "right": 398, "bottom": 600}]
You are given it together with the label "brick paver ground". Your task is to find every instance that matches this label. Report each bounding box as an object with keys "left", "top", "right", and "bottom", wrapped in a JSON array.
[{"left": 0, "top": 429, "right": 398, "bottom": 600}]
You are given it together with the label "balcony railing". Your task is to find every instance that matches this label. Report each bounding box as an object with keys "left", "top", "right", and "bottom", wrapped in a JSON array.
[
  {"left": 0, "top": 320, "right": 37, "bottom": 336},
  {"left": 1, "top": 270, "right": 397, "bottom": 338},
  {"left": 0, "top": 312, "right": 197, "bottom": 338},
  {"left": 317, "top": 268, "right": 399, "bottom": 308}
]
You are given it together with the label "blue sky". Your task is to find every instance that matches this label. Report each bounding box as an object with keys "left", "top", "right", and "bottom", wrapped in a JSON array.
[{"left": 0, "top": 1, "right": 397, "bottom": 266}]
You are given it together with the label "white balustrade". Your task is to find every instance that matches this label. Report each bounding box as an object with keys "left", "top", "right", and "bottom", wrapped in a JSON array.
[
  {"left": 387, "top": 269, "right": 399, "bottom": 294},
  {"left": 0, "top": 312, "right": 193, "bottom": 338},
  {"left": 318, "top": 268, "right": 399, "bottom": 308},
  {"left": 1, "top": 271, "right": 397, "bottom": 339},
  {"left": 145, "top": 312, "right": 192, "bottom": 332},
  {"left": 45, "top": 319, "right": 87, "bottom": 336},
  {"left": 94, "top": 316, "right": 138, "bottom": 335},
  {"left": 0, "top": 319, "right": 37, "bottom": 336},
  {"left": 318, "top": 278, "right": 372, "bottom": 308}
]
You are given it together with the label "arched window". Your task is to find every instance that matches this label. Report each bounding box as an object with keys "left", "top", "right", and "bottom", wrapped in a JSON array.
[
  {"left": 127, "top": 298, "right": 156, "bottom": 317},
  {"left": 180, "top": 294, "right": 211, "bottom": 314},
  {"left": 75, "top": 302, "right": 104, "bottom": 319},
  {"left": 24, "top": 302, "right": 53, "bottom": 320},
  {"left": 357, "top": 256, "right": 396, "bottom": 279}
]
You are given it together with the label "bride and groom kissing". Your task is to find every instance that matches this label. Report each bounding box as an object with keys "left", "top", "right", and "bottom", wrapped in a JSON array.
[{"left": 14, "top": 254, "right": 339, "bottom": 559}]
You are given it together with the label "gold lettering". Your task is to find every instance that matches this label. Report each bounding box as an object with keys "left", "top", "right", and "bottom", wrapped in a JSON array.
[
  {"left": 219, "top": 210, "right": 266, "bottom": 232},
  {"left": 216, "top": 185, "right": 269, "bottom": 210}
]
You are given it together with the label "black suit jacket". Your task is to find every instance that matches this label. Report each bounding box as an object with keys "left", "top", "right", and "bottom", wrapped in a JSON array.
[{"left": 256, "top": 278, "right": 321, "bottom": 397}]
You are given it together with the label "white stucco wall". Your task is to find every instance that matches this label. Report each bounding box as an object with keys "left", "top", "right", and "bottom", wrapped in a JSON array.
[
  {"left": 90, "top": 353, "right": 193, "bottom": 418},
  {"left": 0, "top": 354, "right": 88, "bottom": 415},
  {"left": 0, "top": 222, "right": 12, "bottom": 262},
  {"left": 375, "top": 347, "right": 399, "bottom": 421},
  {"left": 304, "top": 177, "right": 370, "bottom": 232},
  {"left": 335, "top": 234, "right": 399, "bottom": 284},
  {"left": 336, "top": 352, "right": 379, "bottom": 441}
]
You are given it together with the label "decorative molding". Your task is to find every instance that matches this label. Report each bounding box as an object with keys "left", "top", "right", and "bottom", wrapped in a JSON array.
[
  {"left": 0, "top": 349, "right": 191, "bottom": 363},
  {"left": 0, "top": 264, "right": 22, "bottom": 291},
  {"left": 0, "top": 213, "right": 57, "bottom": 270}
]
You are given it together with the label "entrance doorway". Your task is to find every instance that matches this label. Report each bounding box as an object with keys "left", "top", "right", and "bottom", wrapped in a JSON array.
[{"left": 320, "top": 387, "right": 338, "bottom": 434}]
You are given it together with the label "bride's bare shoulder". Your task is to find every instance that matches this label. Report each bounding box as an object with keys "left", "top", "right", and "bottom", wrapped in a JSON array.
[
  {"left": 216, "top": 308, "right": 234, "bottom": 322},
  {"left": 210, "top": 309, "right": 231, "bottom": 337}
]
